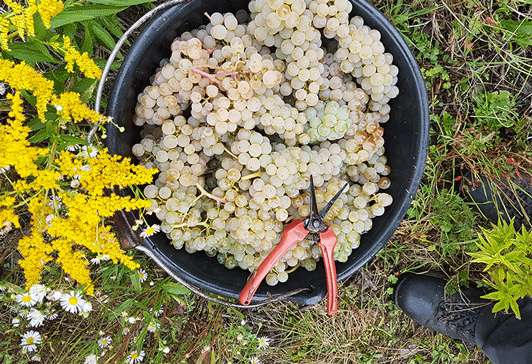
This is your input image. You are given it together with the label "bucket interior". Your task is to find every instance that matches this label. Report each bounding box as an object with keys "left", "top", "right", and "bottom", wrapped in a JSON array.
[{"left": 106, "top": 0, "right": 429, "bottom": 305}]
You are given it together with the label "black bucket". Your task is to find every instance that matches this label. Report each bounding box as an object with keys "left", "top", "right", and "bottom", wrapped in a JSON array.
[{"left": 105, "top": 0, "right": 429, "bottom": 306}]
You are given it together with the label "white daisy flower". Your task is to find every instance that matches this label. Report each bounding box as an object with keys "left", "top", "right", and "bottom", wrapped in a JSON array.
[
  {"left": 125, "top": 350, "right": 145, "bottom": 364},
  {"left": 90, "top": 254, "right": 110, "bottom": 265},
  {"left": 44, "top": 309, "right": 58, "bottom": 320},
  {"left": 122, "top": 327, "right": 130, "bottom": 336},
  {"left": 137, "top": 268, "right": 148, "bottom": 283},
  {"left": 98, "top": 336, "right": 112, "bottom": 349},
  {"left": 12, "top": 318, "right": 20, "bottom": 327},
  {"left": 257, "top": 336, "right": 270, "bottom": 350},
  {"left": 30, "top": 355, "right": 41, "bottom": 362},
  {"left": 82, "top": 301, "right": 93, "bottom": 313},
  {"left": 146, "top": 319, "right": 160, "bottom": 333},
  {"left": 84, "top": 354, "right": 97, "bottom": 364},
  {"left": 28, "top": 308, "right": 45, "bottom": 327},
  {"left": 47, "top": 195, "right": 62, "bottom": 208},
  {"left": 0, "top": 165, "right": 10, "bottom": 173},
  {"left": 21, "top": 330, "right": 41, "bottom": 352},
  {"left": 162, "top": 347, "right": 170, "bottom": 354},
  {"left": 128, "top": 316, "right": 136, "bottom": 324},
  {"left": 140, "top": 224, "right": 160, "bottom": 238},
  {"left": 66, "top": 144, "right": 79, "bottom": 152},
  {"left": 29, "top": 284, "right": 47, "bottom": 303},
  {"left": 18, "top": 308, "right": 30, "bottom": 318},
  {"left": 249, "top": 357, "right": 261, "bottom": 364},
  {"left": 60, "top": 291, "right": 86, "bottom": 313},
  {"left": 47, "top": 290, "right": 62, "bottom": 301},
  {"left": 97, "top": 294, "right": 110, "bottom": 304},
  {"left": 45, "top": 214, "right": 54, "bottom": 227},
  {"left": 81, "top": 145, "right": 98, "bottom": 159},
  {"left": 16, "top": 292, "right": 37, "bottom": 307}
]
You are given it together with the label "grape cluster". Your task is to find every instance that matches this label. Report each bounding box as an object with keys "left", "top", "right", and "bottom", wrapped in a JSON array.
[{"left": 132, "top": 3, "right": 398, "bottom": 286}]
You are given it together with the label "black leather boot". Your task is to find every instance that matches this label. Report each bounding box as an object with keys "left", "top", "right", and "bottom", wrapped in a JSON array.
[
  {"left": 461, "top": 170, "right": 532, "bottom": 231},
  {"left": 394, "top": 273, "right": 493, "bottom": 343}
]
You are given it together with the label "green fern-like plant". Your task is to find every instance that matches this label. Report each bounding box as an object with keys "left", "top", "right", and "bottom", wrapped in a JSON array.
[{"left": 468, "top": 219, "right": 532, "bottom": 319}]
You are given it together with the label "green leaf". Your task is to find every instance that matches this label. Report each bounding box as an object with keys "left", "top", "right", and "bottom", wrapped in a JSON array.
[
  {"left": 28, "top": 128, "right": 54, "bottom": 143},
  {"left": 94, "top": 59, "right": 121, "bottom": 70},
  {"left": 99, "top": 14, "right": 127, "bottom": 45},
  {"left": 50, "top": 5, "right": 127, "bottom": 28},
  {"left": 162, "top": 282, "right": 191, "bottom": 296},
  {"left": 90, "top": 20, "right": 117, "bottom": 50},
  {"left": 110, "top": 298, "right": 136, "bottom": 318},
  {"left": 499, "top": 19, "right": 532, "bottom": 47},
  {"left": 5, "top": 41, "right": 60, "bottom": 65},
  {"left": 28, "top": 114, "right": 55, "bottom": 131},
  {"left": 71, "top": 78, "right": 98, "bottom": 103},
  {"left": 131, "top": 271, "right": 141, "bottom": 292},
  {"left": 60, "top": 23, "right": 78, "bottom": 45},
  {"left": 81, "top": 23, "right": 94, "bottom": 56},
  {"left": 509, "top": 299, "right": 521, "bottom": 319},
  {"left": 60, "top": 135, "right": 88, "bottom": 147}
]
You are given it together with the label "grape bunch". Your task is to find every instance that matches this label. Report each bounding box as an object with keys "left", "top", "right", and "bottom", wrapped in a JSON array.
[{"left": 131, "top": 3, "right": 398, "bottom": 286}]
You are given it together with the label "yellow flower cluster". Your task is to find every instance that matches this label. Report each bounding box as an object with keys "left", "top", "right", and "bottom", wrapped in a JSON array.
[
  {"left": 61, "top": 150, "right": 158, "bottom": 196},
  {"left": 3, "top": 0, "right": 40, "bottom": 42},
  {"left": 52, "top": 92, "right": 103, "bottom": 123},
  {"left": 0, "top": 59, "right": 54, "bottom": 121},
  {"left": 40, "top": 151, "right": 157, "bottom": 294},
  {"left": 18, "top": 196, "right": 54, "bottom": 287},
  {"left": 0, "top": 197, "right": 20, "bottom": 229},
  {"left": 7, "top": 91, "right": 25, "bottom": 123},
  {"left": 37, "top": 0, "right": 64, "bottom": 28},
  {"left": 3, "top": 147, "right": 157, "bottom": 294},
  {"left": 54, "top": 35, "right": 103, "bottom": 79},
  {"left": 0, "top": 117, "right": 46, "bottom": 180},
  {"left": 0, "top": 59, "right": 105, "bottom": 123},
  {"left": 0, "top": 18, "right": 11, "bottom": 51}
]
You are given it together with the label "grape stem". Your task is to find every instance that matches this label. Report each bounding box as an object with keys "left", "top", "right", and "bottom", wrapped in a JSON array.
[
  {"left": 285, "top": 263, "right": 300, "bottom": 274},
  {"left": 196, "top": 183, "right": 226, "bottom": 208},
  {"left": 223, "top": 146, "right": 238, "bottom": 159},
  {"left": 190, "top": 68, "right": 223, "bottom": 86},
  {"left": 241, "top": 170, "right": 263, "bottom": 181}
]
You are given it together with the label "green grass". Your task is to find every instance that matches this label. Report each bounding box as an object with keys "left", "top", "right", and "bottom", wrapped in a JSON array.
[{"left": 1, "top": 0, "right": 532, "bottom": 363}]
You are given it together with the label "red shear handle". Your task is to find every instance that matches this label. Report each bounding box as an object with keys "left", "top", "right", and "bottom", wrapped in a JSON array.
[
  {"left": 318, "top": 228, "right": 338, "bottom": 315},
  {"left": 239, "top": 219, "right": 308, "bottom": 305}
]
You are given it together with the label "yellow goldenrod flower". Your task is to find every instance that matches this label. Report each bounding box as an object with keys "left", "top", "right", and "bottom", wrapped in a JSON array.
[
  {"left": 0, "top": 119, "right": 46, "bottom": 179},
  {"left": 0, "top": 18, "right": 10, "bottom": 51},
  {"left": 10, "top": 14, "right": 26, "bottom": 41},
  {"left": 23, "top": 5, "right": 38, "bottom": 38},
  {"left": 52, "top": 92, "right": 103, "bottom": 123},
  {"left": 55, "top": 36, "right": 103, "bottom": 79},
  {"left": 65, "top": 149, "right": 158, "bottom": 196},
  {"left": 18, "top": 223, "right": 54, "bottom": 287},
  {"left": 37, "top": 0, "right": 64, "bottom": 29},
  {"left": 6, "top": 91, "right": 25, "bottom": 123},
  {"left": 0, "top": 59, "right": 55, "bottom": 121},
  {"left": 0, "top": 197, "right": 21, "bottom": 228}
]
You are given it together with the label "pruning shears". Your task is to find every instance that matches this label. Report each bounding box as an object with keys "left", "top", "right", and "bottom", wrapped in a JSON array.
[{"left": 239, "top": 176, "right": 349, "bottom": 315}]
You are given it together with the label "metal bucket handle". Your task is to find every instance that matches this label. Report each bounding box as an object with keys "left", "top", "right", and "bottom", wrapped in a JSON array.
[{"left": 89, "top": 0, "right": 310, "bottom": 309}]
